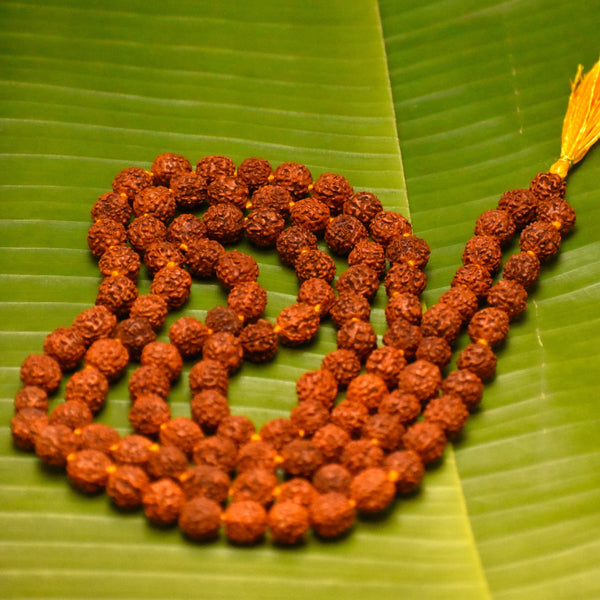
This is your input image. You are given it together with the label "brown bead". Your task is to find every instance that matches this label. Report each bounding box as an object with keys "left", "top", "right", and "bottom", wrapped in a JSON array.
[
  {"left": 128, "top": 394, "right": 171, "bottom": 435},
  {"left": 402, "top": 421, "right": 446, "bottom": 465},
  {"left": 75, "top": 423, "right": 120, "bottom": 454},
  {"left": 274, "top": 478, "right": 318, "bottom": 509},
  {"left": 92, "top": 191, "right": 132, "bottom": 226},
  {"left": 151, "top": 153, "right": 192, "bottom": 187},
  {"left": 268, "top": 500, "right": 310, "bottom": 545},
  {"left": 167, "top": 213, "right": 207, "bottom": 248},
  {"left": 336, "top": 319, "right": 377, "bottom": 361},
  {"left": 321, "top": 349, "right": 361, "bottom": 388},
  {"left": 497, "top": 188, "right": 538, "bottom": 229},
  {"left": 335, "top": 264, "right": 379, "bottom": 301},
  {"left": 474, "top": 209, "right": 516, "bottom": 246},
  {"left": 362, "top": 412, "right": 404, "bottom": 451},
  {"left": 207, "top": 175, "right": 249, "bottom": 210},
  {"left": 196, "top": 155, "right": 235, "bottom": 183},
  {"left": 536, "top": 198, "right": 576, "bottom": 234},
  {"left": 237, "top": 157, "right": 273, "bottom": 191},
  {"left": 48, "top": 400, "right": 93, "bottom": 430},
  {"left": 312, "top": 463, "right": 352, "bottom": 496},
  {"left": 350, "top": 467, "right": 396, "bottom": 514},
  {"left": 343, "top": 191, "right": 383, "bottom": 226},
  {"left": 259, "top": 418, "right": 299, "bottom": 452},
  {"left": 272, "top": 161, "right": 312, "bottom": 199},
  {"left": 127, "top": 215, "right": 167, "bottom": 254},
  {"left": 216, "top": 415, "right": 256, "bottom": 448},
  {"left": 114, "top": 316, "right": 156, "bottom": 360},
  {"left": 98, "top": 245, "right": 141, "bottom": 280},
  {"left": 140, "top": 341, "right": 183, "bottom": 382},
  {"left": 290, "top": 400, "right": 329, "bottom": 437},
  {"left": 382, "top": 317, "right": 422, "bottom": 358},
  {"left": 170, "top": 172, "right": 208, "bottom": 212},
  {"left": 451, "top": 263, "right": 493, "bottom": 298},
  {"left": 365, "top": 346, "right": 407, "bottom": 389},
  {"left": 424, "top": 394, "right": 469, "bottom": 437},
  {"left": 468, "top": 307, "right": 510, "bottom": 346},
  {"left": 346, "top": 373, "right": 388, "bottom": 413},
  {"left": 20, "top": 353, "right": 62, "bottom": 393},
  {"left": 112, "top": 166, "right": 153, "bottom": 201},
  {"left": 84, "top": 338, "right": 129, "bottom": 381},
  {"left": 249, "top": 184, "right": 294, "bottom": 217},
  {"left": 384, "top": 262, "right": 427, "bottom": 296},
  {"left": 244, "top": 208, "right": 285, "bottom": 248},
  {"left": 378, "top": 390, "right": 421, "bottom": 424},
  {"left": 275, "top": 225, "right": 317, "bottom": 266},
  {"left": 43, "top": 327, "right": 86, "bottom": 371},
  {"left": 385, "top": 292, "right": 423, "bottom": 325},
  {"left": 179, "top": 465, "right": 230, "bottom": 503},
  {"left": 223, "top": 500, "right": 268, "bottom": 545},
  {"left": 462, "top": 235, "right": 502, "bottom": 273},
  {"left": 169, "top": 316, "right": 211, "bottom": 358},
  {"left": 35, "top": 423, "right": 78, "bottom": 466},
  {"left": 421, "top": 303, "right": 463, "bottom": 344},
  {"left": 290, "top": 198, "right": 330, "bottom": 234},
  {"left": 72, "top": 305, "right": 117, "bottom": 347},
  {"left": 178, "top": 495, "right": 222, "bottom": 541},
  {"left": 107, "top": 464, "right": 149, "bottom": 509},
  {"left": 10, "top": 408, "right": 48, "bottom": 451},
  {"left": 143, "top": 240, "right": 184, "bottom": 275},
  {"left": 297, "top": 277, "right": 335, "bottom": 317},
  {"left": 238, "top": 319, "right": 278, "bottom": 362},
  {"left": 296, "top": 369, "right": 338, "bottom": 408},
  {"left": 519, "top": 221, "right": 562, "bottom": 261},
  {"left": 146, "top": 444, "right": 188, "bottom": 480},
  {"left": 340, "top": 439, "right": 384, "bottom": 474},
  {"left": 369, "top": 210, "right": 412, "bottom": 247},
  {"left": 348, "top": 239, "right": 387, "bottom": 277},
  {"left": 416, "top": 336, "right": 452, "bottom": 368},
  {"left": 205, "top": 305, "right": 244, "bottom": 336},
  {"left": 324, "top": 214, "right": 368, "bottom": 255},
  {"left": 503, "top": 251, "right": 541, "bottom": 289},
  {"left": 143, "top": 478, "right": 185, "bottom": 525},
  {"left": 202, "top": 331, "right": 243, "bottom": 373},
  {"left": 441, "top": 369, "right": 484, "bottom": 412},
  {"left": 96, "top": 274, "right": 138, "bottom": 316},
  {"left": 310, "top": 492, "right": 355, "bottom": 539},
  {"left": 133, "top": 186, "right": 176, "bottom": 222},
  {"left": 184, "top": 237, "right": 226, "bottom": 278},
  {"left": 159, "top": 417, "right": 204, "bottom": 459},
  {"left": 438, "top": 286, "right": 478, "bottom": 323},
  {"left": 529, "top": 171, "right": 566, "bottom": 201},
  {"left": 229, "top": 468, "right": 278, "bottom": 506},
  {"left": 203, "top": 202, "right": 245, "bottom": 244},
  {"left": 66, "top": 449, "right": 113, "bottom": 494},
  {"left": 487, "top": 279, "right": 528, "bottom": 321},
  {"left": 457, "top": 342, "right": 497, "bottom": 381},
  {"left": 235, "top": 441, "right": 278, "bottom": 473},
  {"left": 192, "top": 436, "right": 237, "bottom": 473},
  {"left": 87, "top": 218, "right": 127, "bottom": 257},
  {"left": 189, "top": 358, "right": 230, "bottom": 399},
  {"left": 14, "top": 386, "right": 49, "bottom": 413},
  {"left": 110, "top": 433, "right": 154, "bottom": 467},
  {"left": 190, "top": 389, "right": 230, "bottom": 433},
  {"left": 386, "top": 234, "right": 431, "bottom": 269},
  {"left": 329, "top": 292, "right": 371, "bottom": 327},
  {"left": 385, "top": 449, "right": 425, "bottom": 494},
  {"left": 397, "top": 359, "right": 442, "bottom": 402},
  {"left": 280, "top": 439, "right": 323, "bottom": 477},
  {"left": 127, "top": 363, "right": 168, "bottom": 405},
  {"left": 311, "top": 172, "right": 353, "bottom": 215},
  {"left": 215, "top": 250, "right": 259, "bottom": 290},
  {"left": 150, "top": 264, "right": 192, "bottom": 309},
  {"left": 275, "top": 302, "right": 320, "bottom": 346},
  {"left": 312, "top": 423, "right": 351, "bottom": 462}
]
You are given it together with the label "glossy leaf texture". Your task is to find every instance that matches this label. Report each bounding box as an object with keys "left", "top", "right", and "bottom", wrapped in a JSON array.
[{"left": 0, "top": 1, "right": 598, "bottom": 599}]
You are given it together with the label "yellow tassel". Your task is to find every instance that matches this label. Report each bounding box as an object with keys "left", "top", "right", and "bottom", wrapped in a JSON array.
[{"left": 550, "top": 58, "right": 600, "bottom": 178}]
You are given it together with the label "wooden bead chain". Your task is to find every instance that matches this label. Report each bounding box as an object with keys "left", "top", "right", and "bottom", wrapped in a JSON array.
[{"left": 11, "top": 149, "right": 576, "bottom": 546}]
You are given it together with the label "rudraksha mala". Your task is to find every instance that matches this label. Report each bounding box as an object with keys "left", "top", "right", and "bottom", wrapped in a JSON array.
[{"left": 10, "top": 60, "right": 600, "bottom": 546}]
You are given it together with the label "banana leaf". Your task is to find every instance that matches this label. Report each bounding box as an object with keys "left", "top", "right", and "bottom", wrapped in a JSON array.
[{"left": 0, "top": 1, "right": 598, "bottom": 598}]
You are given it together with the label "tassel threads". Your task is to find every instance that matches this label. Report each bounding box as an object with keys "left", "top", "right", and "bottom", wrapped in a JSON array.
[{"left": 550, "top": 58, "right": 600, "bottom": 178}]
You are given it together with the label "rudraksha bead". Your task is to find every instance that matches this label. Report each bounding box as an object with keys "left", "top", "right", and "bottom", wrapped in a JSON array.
[
  {"left": 280, "top": 439, "right": 324, "bottom": 477},
  {"left": 236, "top": 157, "right": 273, "bottom": 191},
  {"left": 275, "top": 478, "right": 318, "bottom": 509},
  {"left": 346, "top": 373, "right": 388, "bottom": 413},
  {"left": 159, "top": 416, "right": 204, "bottom": 459},
  {"left": 179, "top": 465, "right": 230, "bottom": 503},
  {"left": 341, "top": 439, "right": 384, "bottom": 474},
  {"left": 205, "top": 305, "right": 244, "bottom": 336},
  {"left": 128, "top": 364, "right": 170, "bottom": 402},
  {"left": 207, "top": 175, "right": 249, "bottom": 209},
  {"left": 35, "top": 423, "right": 78, "bottom": 467},
  {"left": 190, "top": 389, "right": 230, "bottom": 433},
  {"left": 384, "top": 262, "right": 427, "bottom": 296},
  {"left": 112, "top": 166, "right": 153, "bottom": 202},
  {"left": 216, "top": 415, "right": 256, "bottom": 448},
  {"left": 297, "top": 277, "right": 335, "bottom": 317},
  {"left": 365, "top": 346, "right": 407, "bottom": 389},
  {"left": 143, "top": 240, "right": 185, "bottom": 275},
  {"left": 451, "top": 263, "right": 493, "bottom": 298},
  {"left": 228, "top": 281, "right": 268, "bottom": 321},
  {"left": 96, "top": 274, "right": 138, "bottom": 316},
  {"left": 167, "top": 213, "right": 206, "bottom": 247},
  {"left": 382, "top": 317, "right": 422, "bottom": 358},
  {"left": 151, "top": 152, "right": 192, "bottom": 187},
  {"left": 348, "top": 239, "right": 387, "bottom": 277},
  {"left": 87, "top": 219, "right": 127, "bottom": 258},
  {"left": 343, "top": 191, "right": 383, "bottom": 226},
  {"left": 519, "top": 220, "right": 562, "bottom": 261},
  {"left": 249, "top": 184, "right": 294, "bottom": 217},
  {"left": 272, "top": 161, "right": 312, "bottom": 199},
  {"left": 14, "top": 386, "right": 49, "bottom": 413},
  {"left": 369, "top": 210, "right": 412, "bottom": 247},
  {"left": 192, "top": 436, "right": 237, "bottom": 472},
  {"left": 127, "top": 215, "right": 167, "bottom": 254},
  {"left": 229, "top": 468, "right": 279, "bottom": 506},
  {"left": 437, "top": 286, "right": 478, "bottom": 323},
  {"left": 294, "top": 248, "right": 336, "bottom": 283},
  {"left": 486, "top": 279, "right": 528, "bottom": 320},
  {"left": 275, "top": 303, "right": 320, "bottom": 346},
  {"left": 402, "top": 421, "right": 446, "bottom": 464},
  {"left": 98, "top": 244, "right": 141, "bottom": 280},
  {"left": 529, "top": 171, "right": 566, "bottom": 201},
  {"left": 385, "top": 291, "right": 422, "bottom": 325},
  {"left": 43, "top": 326, "right": 86, "bottom": 371},
  {"left": 497, "top": 188, "right": 538, "bottom": 228},
  {"left": 290, "top": 399, "right": 329, "bottom": 437},
  {"left": 329, "top": 292, "right": 371, "bottom": 327},
  {"left": 423, "top": 394, "right": 469, "bottom": 437},
  {"left": 386, "top": 234, "right": 431, "bottom": 269},
  {"left": 49, "top": 399, "right": 93, "bottom": 430},
  {"left": 378, "top": 390, "right": 421, "bottom": 424},
  {"left": 114, "top": 316, "right": 156, "bottom": 360},
  {"left": 321, "top": 349, "right": 361, "bottom": 388},
  {"left": 259, "top": 418, "right": 299, "bottom": 452},
  {"left": 310, "top": 492, "right": 355, "bottom": 539},
  {"left": 420, "top": 303, "right": 463, "bottom": 344},
  {"left": 457, "top": 342, "right": 497, "bottom": 381},
  {"left": 535, "top": 198, "right": 576, "bottom": 234},
  {"left": 84, "top": 338, "right": 129, "bottom": 381},
  {"left": 324, "top": 214, "right": 368, "bottom": 255},
  {"left": 362, "top": 412, "right": 404, "bottom": 451},
  {"left": 397, "top": 359, "right": 441, "bottom": 402},
  {"left": 296, "top": 369, "right": 338, "bottom": 408},
  {"left": 92, "top": 192, "right": 132, "bottom": 225},
  {"left": 196, "top": 155, "right": 236, "bottom": 183},
  {"left": 72, "top": 305, "right": 117, "bottom": 347},
  {"left": 129, "top": 294, "right": 167, "bottom": 332},
  {"left": 312, "top": 423, "right": 351, "bottom": 462},
  {"left": 441, "top": 369, "right": 483, "bottom": 411},
  {"left": 336, "top": 319, "right": 377, "bottom": 361},
  {"left": 215, "top": 250, "right": 259, "bottom": 289},
  {"left": 276, "top": 225, "right": 317, "bottom": 266},
  {"left": 244, "top": 208, "right": 285, "bottom": 247},
  {"left": 143, "top": 478, "right": 185, "bottom": 526},
  {"left": 236, "top": 440, "right": 279, "bottom": 473},
  {"left": 223, "top": 500, "right": 268, "bottom": 545},
  {"left": 350, "top": 467, "right": 396, "bottom": 514},
  {"left": 146, "top": 444, "right": 188, "bottom": 480},
  {"left": 128, "top": 394, "right": 171, "bottom": 435},
  {"left": 106, "top": 464, "right": 150, "bottom": 509},
  {"left": 110, "top": 433, "right": 154, "bottom": 467},
  {"left": 312, "top": 463, "right": 352, "bottom": 496},
  {"left": 238, "top": 319, "right": 278, "bottom": 362},
  {"left": 311, "top": 172, "right": 354, "bottom": 215},
  {"left": 384, "top": 449, "right": 424, "bottom": 494},
  {"left": 10, "top": 408, "right": 48, "bottom": 451},
  {"left": 268, "top": 501, "right": 310, "bottom": 545},
  {"left": 468, "top": 307, "right": 510, "bottom": 346},
  {"left": 202, "top": 331, "right": 244, "bottom": 373},
  {"left": 336, "top": 264, "right": 379, "bottom": 301},
  {"left": 140, "top": 341, "right": 183, "bottom": 382},
  {"left": 474, "top": 209, "right": 516, "bottom": 246},
  {"left": 462, "top": 235, "right": 502, "bottom": 273},
  {"left": 169, "top": 316, "right": 211, "bottom": 358},
  {"left": 75, "top": 423, "right": 120, "bottom": 453},
  {"left": 184, "top": 237, "right": 226, "bottom": 278},
  {"left": 178, "top": 496, "right": 222, "bottom": 541},
  {"left": 203, "top": 202, "right": 245, "bottom": 244},
  {"left": 416, "top": 336, "right": 452, "bottom": 368},
  {"left": 132, "top": 186, "right": 176, "bottom": 222},
  {"left": 66, "top": 449, "right": 113, "bottom": 494},
  {"left": 170, "top": 172, "right": 208, "bottom": 212},
  {"left": 330, "top": 400, "right": 369, "bottom": 438},
  {"left": 150, "top": 264, "right": 192, "bottom": 309},
  {"left": 502, "top": 251, "right": 541, "bottom": 289},
  {"left": 20, "top": 353, "right": 62, "bottom": 393},
  {"left": 290, "top": 198, "right": 330, "bottom": 234}
]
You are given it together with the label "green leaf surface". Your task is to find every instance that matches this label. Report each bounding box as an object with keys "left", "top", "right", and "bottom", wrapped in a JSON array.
[{"left": 1, "top": 1, "right": 598, "bottom": 599}]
